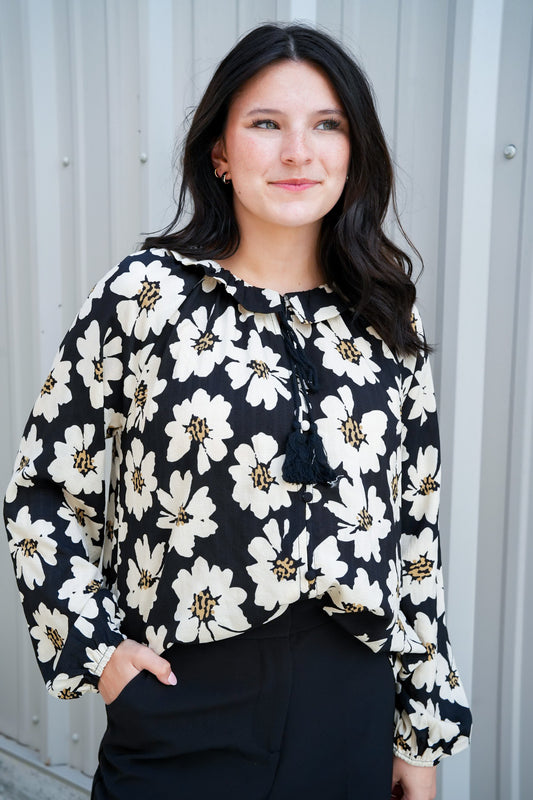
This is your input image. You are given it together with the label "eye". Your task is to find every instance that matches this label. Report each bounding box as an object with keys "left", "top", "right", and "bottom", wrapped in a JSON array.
[
  {"left": 251, "top": 119, "right": 279, "bottom": 130},
  {"left": 316, "top": 118, "right": 342, "bottom": 131}
]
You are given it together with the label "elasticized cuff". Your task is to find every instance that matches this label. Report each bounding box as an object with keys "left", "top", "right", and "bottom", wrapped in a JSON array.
[
  {"left": 92, "top": 643, "right": 118, "bottom": 679},
  {"left": 393, "top": 748, "right": 438, "bottom": 767}
]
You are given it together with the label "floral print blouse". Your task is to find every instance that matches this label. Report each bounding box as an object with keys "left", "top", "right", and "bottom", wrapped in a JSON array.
[{"left": 3, "top": 248, "right": 472, "bottom": 766}]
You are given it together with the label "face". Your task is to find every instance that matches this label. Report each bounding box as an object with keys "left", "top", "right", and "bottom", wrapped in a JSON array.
[{"left": 212, "top": 60, "right": 351, "bottom": 237}]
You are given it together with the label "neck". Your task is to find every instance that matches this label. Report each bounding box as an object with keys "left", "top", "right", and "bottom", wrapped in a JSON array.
[{"left": 218, "top": 219, "right": 324, "bottom": 293}]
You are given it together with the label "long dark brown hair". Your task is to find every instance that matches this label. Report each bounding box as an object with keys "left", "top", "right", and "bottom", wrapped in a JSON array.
[{"left": 142, "top": 23, "right": 429, "bottom": 357}]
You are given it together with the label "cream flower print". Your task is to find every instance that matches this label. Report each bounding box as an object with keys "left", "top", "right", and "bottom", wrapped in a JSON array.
[
  {"left": 325, "top": 567, "right": 384, "bottom": 615},
  {"left": 390, "top": 610, "right": 428, "bottom": 657},
  {"left": 110, "top": 259, "right": 185, "bottom": 340},
  {"left": 83, "top": 643, "right": 115, "bottom": 675},
  {"left": 290, "top": 314, "right": 313, "bottom": 342},
  {"left": 247, "top": 519, "right": 306, "bottom": 610},
  {"left": 47, "top": 673, "right": 85, "bottom": 700},
  {"left": 58, "top": 490, "right": 103, "bottom": 551},
  {"left": 285, "top": 288, "right": 339, "bottom": 325},
  {"left": 173, "top": 557, "right": 248, "bottom": 643},
  {"left": 385, "top": 557, "right": 401, "bottom": 619},
  {"left": 237, "top": 307, "right": 272, "bottom": 333},
  {"left": 403, "top": 445, "right": 440, "bottom": 523},
  {"left": 407, "top": 358, "right": 437, "bottom": 424},
  {"left": 102, "top": 492, "right": 118, "bottom": 569},
  {"left": 123, "top": 344, "right": 167, "bottom": 432},
  {"left": 7, "top": 506, "right": 57, "bottom": 589},
  {"left": 171, "top": 306, "right": 241, "bottom": 382},
  {"left": 30, "top": 603, "right": 69, "bottom": 668},
  {"left": 401, "top": 527, "right": 438, "bottom": 605},
  {"left": 386, "top": 375, "right": 407, "bottom": 437},
  {"left": 229, "top": 433, "right": 295, "bottom": 520},
  {"left": 225, "top": 330, "right": 291, "bottom": 410},
  {"left": 308, "top": 535, "right": 349, "bottom": 596},
  {"left": 165, "top": 388, "right": 233, "bottom": 475},
  {"left": 33, "top": 347, "right": 72, "bottom": 422},
  {"left": 316, "top": 385, "right": 388, "bottom": 473},
  {"left": 126, "top": 534, "right": 165, "bottom": 622},
  {"left": 58, "top": 556, "right": 103, "bottom": 638},
  {"left": 102, "top": 595, "right": 125, "bottom": 633},
  {"left": 5, "top": 424, "right": 43, "bottom": 503},
  {"left": 114, "top": 501, "right": 129, "bottom": 546},
  {"left": 408, "top": 698, "right": 461, "bottom": 752},
  {"left": 387, "top": 451, "right": 402, "bottom": 522},
  {"left": 77, "top": 265, "right": 119, "bottom": 321},
  {"left": 436, "top": 644, "right": 470, "bottom": 705},
  {"left": 326, "top": 477, "right": 391, "bottom": 562},
  {"left": 124, "top": 439, "right": 157, "bottom": 521},
  {"left": 408, "top": 612, "right": 439, "bottom": 691},
  {"left": 200, "top": 275, "right": 219, "bottom": 295},
  {"left": 48, "top": 424, "right": 103, "bottom": 496},
  {"left": 146, "top": 624, "right": 168, "bottom": 652},
  {"left": 76, "top": 320, "right": 123, "bottom": 407},
  {"left": 315, "top": 320, "right": 380, "bottom": 385},
  {"left": 156, "top": 470, "right": 216, "bottom": 558},
  {"left": 352, "top": 630, "right": 388, "bottom": 654}
]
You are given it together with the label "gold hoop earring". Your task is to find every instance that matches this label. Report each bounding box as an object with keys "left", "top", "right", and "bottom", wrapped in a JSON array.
[
  {"left": 214, "top": 168, "right": 220, "bottom": 179},
  {"left": 222, "top": 173, "right": 230, "bottom": 184}
]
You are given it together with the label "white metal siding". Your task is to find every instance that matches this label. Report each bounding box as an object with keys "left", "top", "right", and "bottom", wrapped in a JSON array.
[{"left": 0, "top": 1, "right": 531, "bottom": 798}]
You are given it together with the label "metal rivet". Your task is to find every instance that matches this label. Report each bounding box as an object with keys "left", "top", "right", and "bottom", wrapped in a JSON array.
[
  {"left": 72, "top": 733, "right": 80, "bottom": 743},
  {"left": 62, "top": 156, "right": 70, "bottom": 167},
  {"left": 503, "top": 144, "right": 517, "bottom": 159},
  {"left": 139, "top": 152, "right": 148, "bottom": 163},
  {"left": 31, "top": 715, "right": 39, "bottom": 725}
]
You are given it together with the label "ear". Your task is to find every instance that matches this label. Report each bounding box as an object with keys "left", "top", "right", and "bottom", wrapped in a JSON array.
[{"left": 211, "top": 138, "right": 229, "bottom": 175}]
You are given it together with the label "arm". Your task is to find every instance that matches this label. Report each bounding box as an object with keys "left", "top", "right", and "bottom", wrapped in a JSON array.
[
  {"left": 391, "top": 309, "right": 472, "bottom": 773},
  {"left": 3, "top": 252, "right": 192, "bottom": 700},
  {"left": 4, "top": 267, "right": 128, "bottom": 697}
]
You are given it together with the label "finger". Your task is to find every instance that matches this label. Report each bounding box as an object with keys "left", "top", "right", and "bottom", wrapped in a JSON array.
[{"left": 133, "top": 645, "right": 177, "bottom": 686}]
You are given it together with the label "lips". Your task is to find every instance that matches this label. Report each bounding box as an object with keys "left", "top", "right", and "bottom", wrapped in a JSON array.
[
  {"left": 271, "top": 178, "right": 318, "bottom": 185},
  {"left": 269, "top": 178, "right": 320, "bottom": 191}
]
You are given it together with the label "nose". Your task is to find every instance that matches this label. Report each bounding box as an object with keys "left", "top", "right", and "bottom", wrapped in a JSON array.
[{"left": 280, "top": 129, "right": 313, "bottom": 166}]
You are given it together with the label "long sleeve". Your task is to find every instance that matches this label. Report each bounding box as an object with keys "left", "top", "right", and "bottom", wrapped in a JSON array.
[
  {"left": 391, "top": 310, "right": 472, "bottom": 764},
  {"left": 3, "top": 269, "right": 126, "bottom": 699}
]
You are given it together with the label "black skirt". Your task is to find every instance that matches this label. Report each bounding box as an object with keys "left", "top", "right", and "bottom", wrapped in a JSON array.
[{"left": 91, "top": 599, "right": 395, "bottom": 800}]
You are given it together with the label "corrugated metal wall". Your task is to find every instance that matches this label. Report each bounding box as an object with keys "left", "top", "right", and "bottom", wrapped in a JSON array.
[{"left": 0, "top": 1, "right": 531, "bottom": 798}]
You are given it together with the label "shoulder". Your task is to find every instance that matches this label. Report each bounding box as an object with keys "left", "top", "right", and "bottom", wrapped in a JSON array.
[
  {"left": 105, "top": 248, "right": 200, "bottom": 290},
  {"left": 409, "top": 305, "right": 426, "bottom": 342},
  {"left": 73, "top": 249, "right": 205, "bottom": 333},
  {"left": 394, "top": 304, "right": 429, "bottom": 382}
]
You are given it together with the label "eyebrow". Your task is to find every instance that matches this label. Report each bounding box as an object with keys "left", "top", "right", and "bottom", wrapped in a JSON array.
[{"left": 245, "top": 107, "right": 346, "bottom": 117}]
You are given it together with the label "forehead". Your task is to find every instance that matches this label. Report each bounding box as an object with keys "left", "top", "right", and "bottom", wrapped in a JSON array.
[{"left": 229, "top": 59, "right": 343, "bottom": 113}]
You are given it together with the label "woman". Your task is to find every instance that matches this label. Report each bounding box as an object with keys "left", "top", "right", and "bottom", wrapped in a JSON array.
[{"left": 3, "top": 22, "right": 471, "bottom": 800}]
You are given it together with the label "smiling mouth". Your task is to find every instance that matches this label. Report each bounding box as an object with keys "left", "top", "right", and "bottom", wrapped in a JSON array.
[{"left": 269, "top": 179, "right": 320, "bottom": 191}]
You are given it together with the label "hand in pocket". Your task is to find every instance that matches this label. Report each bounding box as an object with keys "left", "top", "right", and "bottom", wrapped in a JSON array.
[{"left": 98, "top": 639, "right": 177, "bottom": 705}]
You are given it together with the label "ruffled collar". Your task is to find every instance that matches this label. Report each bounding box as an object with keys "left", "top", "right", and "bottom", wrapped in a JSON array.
[{"left": 168, "top": 251, "right": 348, "bottom": 324}]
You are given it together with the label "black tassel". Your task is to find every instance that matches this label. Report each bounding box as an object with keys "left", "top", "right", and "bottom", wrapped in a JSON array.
[{"left": 282, "top": 421, "right": 337, "bottom": 486}]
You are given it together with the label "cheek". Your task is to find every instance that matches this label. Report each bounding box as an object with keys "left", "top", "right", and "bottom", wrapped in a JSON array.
[
  {"left": 331, "top": 143, "right": 351, "bottom": 175},
  {"left": 320, "top": 137, "right": 350, "bottom": 176},
  {"left": 226, "top": 135, "right": 276, "bottom": 177}
]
